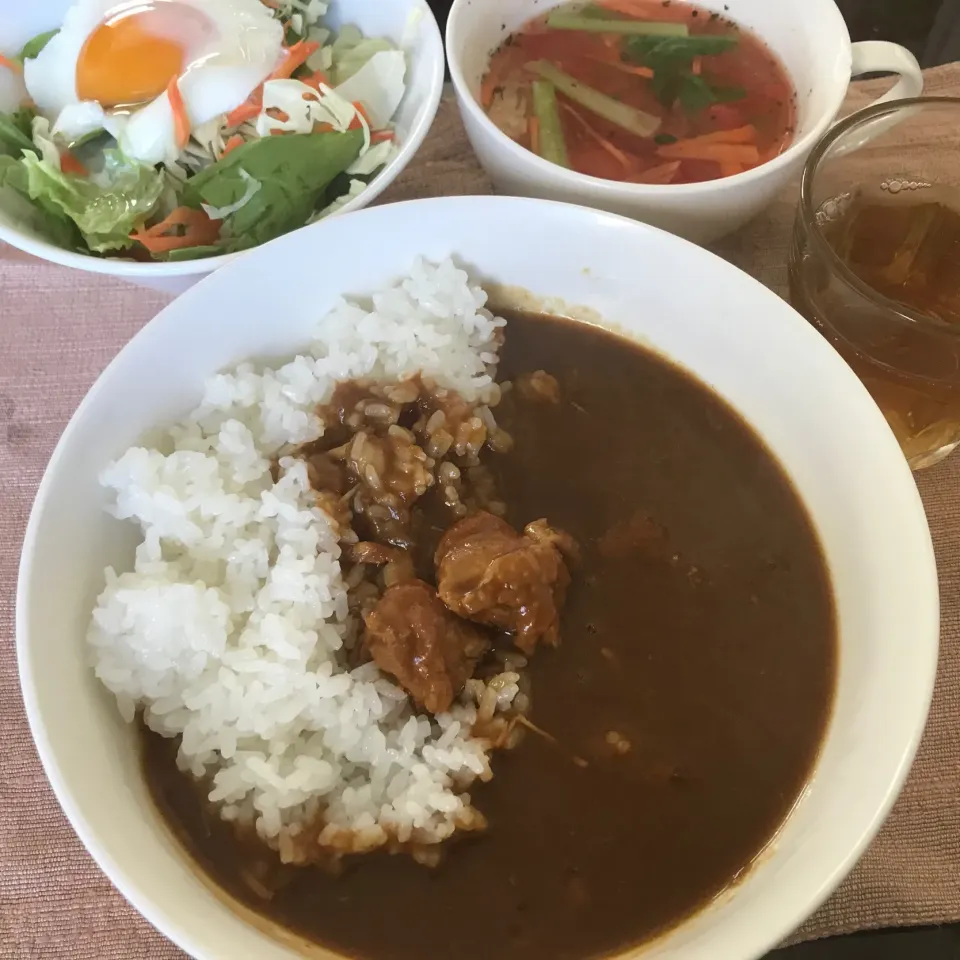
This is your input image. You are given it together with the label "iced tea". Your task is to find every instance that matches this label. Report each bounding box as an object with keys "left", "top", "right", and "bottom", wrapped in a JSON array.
[{"left": 788, "top": 98, "right": 960, "bottom": 469}]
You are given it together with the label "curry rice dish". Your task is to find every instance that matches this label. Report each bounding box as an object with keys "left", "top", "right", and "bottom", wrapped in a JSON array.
[{"left": 88, "top": 259, "right": 836, "bottom": 960}]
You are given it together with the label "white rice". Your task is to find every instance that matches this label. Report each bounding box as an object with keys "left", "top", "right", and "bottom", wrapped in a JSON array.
[{"left": 87, "top": 258, "right": 514, "bottom": 857}]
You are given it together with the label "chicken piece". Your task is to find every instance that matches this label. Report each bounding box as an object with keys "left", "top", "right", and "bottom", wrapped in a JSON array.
[
  {"left": 435, "top": 512, "right": 574, "bottom": 655},
  {"left": 363, "top": 580, "right": 491, "bottom": 714}
]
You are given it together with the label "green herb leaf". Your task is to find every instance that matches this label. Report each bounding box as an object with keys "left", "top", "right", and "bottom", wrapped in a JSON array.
[
  {"left": 623, "top": 33, "right": 738, "bottom": 66},
  {"left": 21, "top": 150, "right": 164, "bottom": 252},
  {"left": 622, "top": 33, "right": 742, "bottom": 113},
  {"left": 182, "top": 130, "right": 364, "bottom": 252},
  {"left": 20, "top": 28, "right": 59, "bottom": 61},
  {"left": 0, "top": 155, "right": 82, "bottom": 248},
  {"left": 677, "top": 75, "right": 746, "bottom": 113},
  {"left": 677, "top": 74, "right": 717, "bottom": 113},
  {"left": 653, "top": 133, "right": 678, "bottom": 145}
]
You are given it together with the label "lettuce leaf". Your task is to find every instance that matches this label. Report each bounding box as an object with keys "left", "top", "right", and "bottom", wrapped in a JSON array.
[
  {"left": 0, "top": 155, "right": 81, "bottom": 248},
  {"left": 180, "top": 129, "right": 363, "bottom": 253},
  {"left": 21, "top": 150, "right": 164, "bottom": 252},
  {"left": 0, "top": 111, "right": 35, "bottom": 157}
]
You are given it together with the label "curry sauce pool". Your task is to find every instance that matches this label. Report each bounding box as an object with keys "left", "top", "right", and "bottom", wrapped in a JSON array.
[{"left": 139, "top": 309, "right": 836, "bottom": 960}]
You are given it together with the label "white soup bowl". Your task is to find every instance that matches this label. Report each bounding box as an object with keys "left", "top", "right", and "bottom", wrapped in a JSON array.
[{"left": 446, "top": 0, "right": 923, "bottom": 245}]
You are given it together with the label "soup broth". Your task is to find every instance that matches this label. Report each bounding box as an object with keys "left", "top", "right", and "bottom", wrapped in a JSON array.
[
  {"left": 480, "top": 0, "right": 796, "bottom": 184},
  {"left": 142, "top": 312, "right": 835, "bottom": 960}
]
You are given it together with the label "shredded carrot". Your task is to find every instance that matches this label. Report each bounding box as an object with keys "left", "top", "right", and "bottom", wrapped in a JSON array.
[
  {"left": 300, "top": 70, "right": 329, "bottom": 92},
  {"left": 629, "top": 160, "right": 681, "bottom": 184},
  {"left": 271, "top": 40, "right": 320, "bottom": 81},
  {"left": 225, "top": 98, "right": 262, "bottom": 128},
  {"left": 0, "top": 53, "right": 22, "bottom": 73},
  {"left": 312, "top": 121, "right": 335, "bottom": 133},
  {"left": 166, "top": 77, "right": 190, "bottom": 150},
  {"left": 579, "top": 54, "right": 653, "bottom": 79},
  {"left": 348, "top": 100, "right": 371, "bottom": 130},
  {"left": 220, "top": 134, "right": 245, "bottom": 158},
  {"left": 656, "top": 142, "right": 760, "bottom": 164},
  {"left": 266, "top": 107, "right": 290, "bottom": 123},
  {"left": 131, "top": 206, "right": 221, "bottom": 254},
  {"left": 559, "top": 101, "right": 630, "bottom": 169},
  {"left": 59, "top": 151, "right": 87, "bottom": 176},
  {"left": 225, "top": 40, "right": 321, "bottom": 128},
  {"left": 528, "top": 115, "right": 540, "bottom": 155},
  {"left": 370, "top": 129, "right": 395, "bottom": 144}
]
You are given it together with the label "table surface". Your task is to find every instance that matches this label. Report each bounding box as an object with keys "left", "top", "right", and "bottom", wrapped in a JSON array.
[{"left": 3, "top": 12, "right": 960, "bottom": 958}]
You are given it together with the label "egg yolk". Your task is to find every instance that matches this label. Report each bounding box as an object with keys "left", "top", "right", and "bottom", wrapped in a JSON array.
[{"left": 76, "top": 3, "right": 212, "bottom": 107}]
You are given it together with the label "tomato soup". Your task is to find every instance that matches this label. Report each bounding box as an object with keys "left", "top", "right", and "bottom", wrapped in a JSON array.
[{"left": 480, "top": 0, "right": 797, "bottom": 184}]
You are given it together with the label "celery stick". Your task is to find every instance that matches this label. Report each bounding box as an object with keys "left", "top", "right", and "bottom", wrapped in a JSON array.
[
  {"left": 546, "top": 12, "right": 689, "bottom": 36},
  {"left": 531, "top": 80, "right": 570, "bottom": 167},
  {"left": 529, "top": 61, "right": 661, "bottom": 139}
]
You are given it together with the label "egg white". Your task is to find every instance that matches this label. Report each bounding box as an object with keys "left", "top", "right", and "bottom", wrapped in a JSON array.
[{"left": 24, "top": 0, "right": 284, "bottom": 165}]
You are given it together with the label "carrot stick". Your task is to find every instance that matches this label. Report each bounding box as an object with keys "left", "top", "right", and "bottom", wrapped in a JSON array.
[
  {"left": 166, "top": 77, "right": 190, "bottom": 150},
  {"left": 370, "top": 129, "right": 395, "bottom": 144},
  {"left": 559, "top": 100, "right": 629, "bottom": 169},
  {"left": 0, "top": 53, "right": 22, "bottom": 73},
  {"left": 656, "top": 142, "right": 760, "bottom": 164},
  {"left": 596, "top": 0, "right": 691, "bottom": 21},
  {"left": 629, "top": 160, "right": 681, "bottom": 184},
  {"left": 579, "top": 54, "right": 654, "bottom": 79},
  {"left": 220, "top": 134, "right": 244, "bottom": 158},
  {"left": 480, "top": 67, "right": 501, "bottom": 108},
  {"left": 60, "top": 151, "right": 87, "bottom": 176},
  {"left": 718, "top": 160, "right": 743, "bottom": 177},
  {"left": 666, "top": 125, "right": 757, "bottom": 147}
]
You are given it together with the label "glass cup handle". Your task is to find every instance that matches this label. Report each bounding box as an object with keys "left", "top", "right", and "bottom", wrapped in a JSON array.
[{"left": 827, "top": 42, "right": 925, "bottom": 157}]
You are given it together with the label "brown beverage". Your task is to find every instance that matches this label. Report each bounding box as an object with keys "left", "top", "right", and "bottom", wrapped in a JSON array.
[{"left": 790, "top": 178, "right": 960, "bottom": 468}]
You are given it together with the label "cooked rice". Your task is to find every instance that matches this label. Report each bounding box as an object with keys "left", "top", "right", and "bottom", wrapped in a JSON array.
[{"left": 87, "top": 259, "right": 517, "bottom": 860}]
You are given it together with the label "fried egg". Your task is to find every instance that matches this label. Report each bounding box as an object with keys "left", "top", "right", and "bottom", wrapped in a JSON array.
[{"left": 24, "top": 0, "right": 283, "bottom": 165}]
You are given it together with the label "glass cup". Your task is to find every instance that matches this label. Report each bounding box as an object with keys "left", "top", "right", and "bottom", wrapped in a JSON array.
[{"left": 789, "top": 97, "right": 960, "bottom": 470}]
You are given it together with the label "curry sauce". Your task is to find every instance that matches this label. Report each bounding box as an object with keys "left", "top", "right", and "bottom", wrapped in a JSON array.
[{"left": 141, "top": 312, "right": 836, "bottom": 960}]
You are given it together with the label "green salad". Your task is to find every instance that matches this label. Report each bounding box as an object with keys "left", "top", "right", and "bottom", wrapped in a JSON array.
[{"left": 0, "top": 0, "right": 407, "bottom": 261}]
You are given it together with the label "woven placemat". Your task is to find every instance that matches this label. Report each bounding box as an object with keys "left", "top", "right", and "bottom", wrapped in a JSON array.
[{"left": 2, "top": 65, "right": 959, "bottom": 958}]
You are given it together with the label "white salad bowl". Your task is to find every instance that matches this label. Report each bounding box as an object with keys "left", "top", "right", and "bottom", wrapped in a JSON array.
[
  {"left": 0, "top": 0, "right": 444, "bottom": 294},
  {"left": 18, "top": 196, "right": 938, "bottom": 960},
  {"left": 446, "top": 0, "right": 923, "bottom": 245}
]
